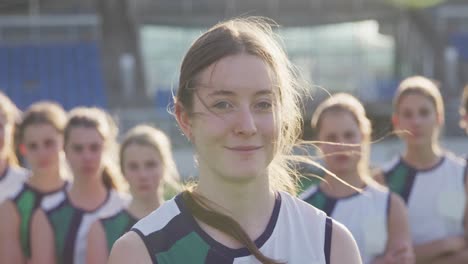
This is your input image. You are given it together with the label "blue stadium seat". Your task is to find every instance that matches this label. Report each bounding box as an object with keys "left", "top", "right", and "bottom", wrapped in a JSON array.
[
  {"left": 450, "top": 33, "right": 468, "bottom": 61},
  {"left": 0, "top": 41, "right": 107, "bottom": 110}
]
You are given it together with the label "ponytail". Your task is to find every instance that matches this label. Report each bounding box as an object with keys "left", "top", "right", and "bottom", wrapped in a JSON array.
[{"left": 181, "top": 191, "right": 283, "bottom": 264}]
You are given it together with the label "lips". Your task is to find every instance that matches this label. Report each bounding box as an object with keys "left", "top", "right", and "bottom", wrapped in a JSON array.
[{"left": 225, "top": 146, "right": 262, "bottom": 151}]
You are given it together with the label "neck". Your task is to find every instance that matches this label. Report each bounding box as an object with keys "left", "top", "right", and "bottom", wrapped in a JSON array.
[
  {"left": 128, "top": 195, "right": 161, "bottom": 219},
  {"left": 69, "top": 174, "right": 108, "bottom": 211},
  {"left": 196, "top": 169, "right": 276, "bottom": 241},
  {"left": 404, "top": 142, "right": 442, "bottom": 169},
  {"left": 28, "top": 167, "right": 64, "bottom": 191},
  {"left": 321, "top": 168, "right": 364, "bottom": 197}
]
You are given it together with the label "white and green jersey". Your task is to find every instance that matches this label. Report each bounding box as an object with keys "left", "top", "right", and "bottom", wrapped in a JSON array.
[
  {"left": 301, "top": 184, "right": 390, "bottom": 264},
  {"left": 41, "top": 189, "right": 128, "bottom": 264},
  {"left": 0, "top": 166, "right": 29, "bottom": 203},
  {"left": 382, "top": 153, "right": 467, "bottom": 245},
  {"left": 132, "top": 191, "right": 333, "bottom": 264}
]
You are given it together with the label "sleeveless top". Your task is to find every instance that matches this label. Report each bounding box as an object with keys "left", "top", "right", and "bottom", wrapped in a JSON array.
[
  {"left": 382, "top": 153, "right": 466, "bottom": 245},
  {"left": 301, "top": 184, "right": 390, "bottom": 264},
  {"left": 132, "top": 191, "right": 333, "bottom": 264}
]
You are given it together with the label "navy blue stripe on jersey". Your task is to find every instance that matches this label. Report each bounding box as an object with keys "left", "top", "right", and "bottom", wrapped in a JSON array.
[
  {"left": 131, "top": 228, "right": 159, "bottom": 264},
  {"left": 384, "top": 159, "right": 418, "bottom": 203},
  {"left": 205, "top": 249, "right": 234, "bottom": 264},
  {"left": 463, "top": 156, "right": 468, "bottom": 184},
  {"left": 324, "top": 217, "right": 332, "bottom": 264},
  {"left": 63, "top": 210, "right": 83, "bottom": 263},
  {"left": 386, "top": 192, "right": 391, "bottom": 221}
]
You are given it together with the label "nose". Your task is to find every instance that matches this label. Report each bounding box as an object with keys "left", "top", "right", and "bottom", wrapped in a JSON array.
[{"left": 233, "top": 106, "right": 257, "bottom": 136}]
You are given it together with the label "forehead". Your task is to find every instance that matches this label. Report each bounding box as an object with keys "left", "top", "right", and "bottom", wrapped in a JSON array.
[
  {"left": 67, "top": 127, "right": 103, "bottom": 144},
  {"left": 23, "top": 123, "right": 59, "bottom": 139},
  {"left": 197, "top": 53, "right": 274, "bottom": 93},
  {"left": 398, "top": 92, "right": 435, "bottom": 108},
  {"left": 320, "top": 111, "right": 359, "bottom": 130},
  {"left": 123, "top": 144, "right": 161, "bottom": 161}
]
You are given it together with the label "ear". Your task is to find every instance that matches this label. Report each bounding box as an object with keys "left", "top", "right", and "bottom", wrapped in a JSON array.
[
  {"left": 19, "top": 143, "right": 27, "bottom": 156},
  {"left": 437, "top": 112, "right": 444, "bottom": 125},
  {"left": 391, "top": 114, "right": 399, "bottom": 129},
  {"left": 175, "top": 102, "right": 192, "bottom": 140}
]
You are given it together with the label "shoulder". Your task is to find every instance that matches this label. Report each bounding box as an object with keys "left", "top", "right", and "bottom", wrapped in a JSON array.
[
  {"left": 108, "top": 231, "right": 151, "bottom": 264},
  {"left": 330, "top": 219, "right": 362, "bottom": 264},
  {"left": 133, "top": 196, "right": 182, "bottom": 235},
  {"left": 8, "top": 166, "right": 29, "bottom": 178},
  {"left": 443, "top": 152, "right": 466, "bottom": 167}
]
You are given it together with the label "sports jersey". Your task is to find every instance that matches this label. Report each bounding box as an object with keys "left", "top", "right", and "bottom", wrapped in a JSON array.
[
  {"left": 42, "top": 189, "right": 127, "bottom": 264},
  {"left": 132, "top": 191, "right": 332, "bottom": 264},
  {"left": 10, "top": 181, "right": 68, "bottom": 258},
  {"left": 100, "top": 209, "right": 138, "bottom": 252},
  {"left": 301, "top": 184, "right": 389, "bottom": 264},
  {"left": 382, "top": 153, "right": 466, "bottom": 245}
]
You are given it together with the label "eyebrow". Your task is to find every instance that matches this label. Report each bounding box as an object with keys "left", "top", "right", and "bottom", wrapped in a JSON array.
[{"left": 207, "top": 89, "right": 273, "bottom": 97}]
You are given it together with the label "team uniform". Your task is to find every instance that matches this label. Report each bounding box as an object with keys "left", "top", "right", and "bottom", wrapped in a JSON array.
[
  {"left": 0, "top": 166, "right": 29, "bottom": 203},
  {"left": 41, "top": 189, "right": 128, "bottom": 264},
  {"left": 9, "top": 181, "right": 68, "bottom": 258},
  {"left": 382, "top": 153, "right": 467, "bottom": 245},
  {"left": 132, "top": 191, "right": 333, "bottom": 264},
  {"left": 100, "top": 209, "right": 138, "bottom": 252},
  {"left": 301, "top": 184, "right": 390, "bottom": 264}
]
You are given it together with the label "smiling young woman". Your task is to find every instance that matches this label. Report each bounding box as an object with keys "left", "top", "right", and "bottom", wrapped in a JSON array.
[{"left": 108, "top": 17, "right": 361, "bottom": 264}]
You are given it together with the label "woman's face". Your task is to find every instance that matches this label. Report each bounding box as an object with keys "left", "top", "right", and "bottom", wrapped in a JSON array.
[
  {"left": 393, "top": 93, "right": 441, "bottom": 147},
  {"left": 177, "top": 53, "right": 279, "bottom": 183},
  {"left": 22, "top": 123, "right": 63, "bottom": 173},
  {"left": 317, "top": 111, "right": 363, "bottom": 176},
  {"left": 122, "top": 143, "right": 164, "bottom": 199},
  {"left": 65, "top": 127, "right": 105, "bottom": 180}
]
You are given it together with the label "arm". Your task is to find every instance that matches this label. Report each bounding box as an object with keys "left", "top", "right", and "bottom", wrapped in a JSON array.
[
  {"left": 429, "top": 248, "right": 468, "bottom": 264},
  {"left": 330, "top": 220, "right": 362, "bottom": 264},
  {"left": 413, "top": 236, "right": 465, "bottom": 264},
  {"left": 412, "top": 167, "right": 468, "bottom": 263},
  {"left": 108, "top": 231, "right": 151, "bottom": 264},
  {"left": 372, "top": 194, "right": 414, "bottom": 264},
  {"left": 0, "top": 201, "right": 25, "bottom": 264},
  {"left": 86, "top": 221, "right": 109, "bottom": 264},
  {"left": 29, "top": 209, "right": 55, "bottom": 264}
]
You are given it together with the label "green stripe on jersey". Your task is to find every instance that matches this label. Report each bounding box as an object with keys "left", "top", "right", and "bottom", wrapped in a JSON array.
[
  {"left": 306, "top": 191, "right": 327, "bottom": 211},
  {"left": 102, "top": 211, "right": 136, "bottom": 251},
  {"left": 49, "top": 203, "right": 75, "bottom": 262},
  {"left": 156, "top": 232, "right": 210, "bottom": 264},
  {"left": 17, "top": 189, "right": 37, "bottom": 257},
  {"left": 386, "top": 164, "right": 409, "bottom": 195}
]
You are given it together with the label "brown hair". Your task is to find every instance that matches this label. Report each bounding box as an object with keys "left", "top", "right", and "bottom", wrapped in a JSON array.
[
  {"left": 64, "top": 107, "right": 126, "bottom": 192},
  {"left": 393, "top": 76, "right": 444, "bottom": 120},
  {"left": 120, "top": 125, "right": 180, "bottom": 198},
  {"left": 311, "top": 93, "right": 375, "bottom": 184},
  {"left": 0, "top": 91, "right": 21, "bottom": 167},
  {"left": 18, "top": 101, "right": 67, "bottom": 141},
  {"left": 174, "top": 16, "right": 308, "bottom": 264}
]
